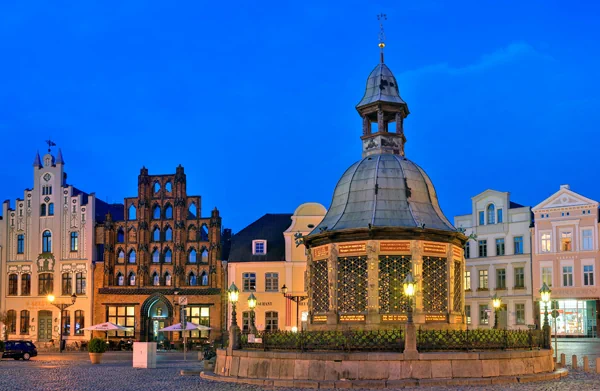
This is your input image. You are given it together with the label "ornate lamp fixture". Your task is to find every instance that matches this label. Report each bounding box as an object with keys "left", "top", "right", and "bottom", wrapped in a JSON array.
[
  {"left": 492, "top": 294, "right": 502, "bottom": 329},
  {"left": 403, "top": 272, "right": 416, "bottom": 324},
  {"left": 247, "top": 292, "right": 258, "bottom": 334}
]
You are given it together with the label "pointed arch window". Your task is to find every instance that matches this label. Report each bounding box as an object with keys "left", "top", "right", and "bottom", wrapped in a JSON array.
[
  {"left": 188, "top": 203, "right": 197, "bottom": 218},
  {"left": 165, "top": 204, "right": 173, "bottom": 219},
  {"left": 129, "top": 272, "right": 136, "bottom": 286},
  {"left": 201, "top": 271, "right": 208, "bottom": 286},
  {"left": 152, "top": 272, "right": 160, "bottom": 286},
  {"left": 117, "top": 249, "right": 125, "bottom": 264},
  {"left": 128, "top": 204, "right": 137, "bottom": 220},
  {"left": 201, "top": 249, "right": 209, "bottom": 263},
  {"left": 40, "top": 203, "right": 46, "bottom": 216},
  {"left": 165, "top": 226, "right": 173, "bottom": 241},
  {"left": 165, "top": 182, "right": 172, "bottom": 192},
  {"left": 200, "top": 225, "right": 209, "bottom": 241},
  {"left": 42, "top": 230, "right": 52, "bottom": 253},
  {"left": 152, "top": 249, "right": 160, "bottom": 263},
  {"left": 487, "top": 204, "right": 495, "bottom": 225},
  {"left": 48, "top": 203, "right": 54, "bottom": 216},
  {"left": 164, "top": 249, "right": 172, "bottom": 263},
  {"left": 153, "top": 205, "right": 161, "bottom": 219},
  {"left": 188, "top": 225, "right": 197, "bottom": 241},
  {"left": 165, "top": 272, "right": 172, "bottom": 286},
  {"left": 153, "top": 182, "right": 161, "bottom": 193},
  {"left": 189, "top": 272, "right": 197, "bottom": 286},
  {"left": 117, "top": 273, "right": 124, "bottom": 286},
  {"left": 117, "top": 227, "right": 125, "bottom": 243},
  {"left": 152, "top": 226, "right": 160, "bottom": 241},
  {"left": 128, "top": 250, "right": 136, "bottom": 264},
  {"left": 189, "top": 249, "right": 197, "bottom": 263}
]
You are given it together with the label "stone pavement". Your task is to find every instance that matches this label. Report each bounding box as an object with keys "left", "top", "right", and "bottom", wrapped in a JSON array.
[{"left": 1, "top": 351, "right": 600, "bottom": 390}]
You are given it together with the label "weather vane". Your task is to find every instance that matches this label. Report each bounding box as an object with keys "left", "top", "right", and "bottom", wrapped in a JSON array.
[
  {"left": 45, "top": 138, "right": 56, "bottom": 152},
  {"left": 377, "top": 13, "right": 387, "bottom": 63}
]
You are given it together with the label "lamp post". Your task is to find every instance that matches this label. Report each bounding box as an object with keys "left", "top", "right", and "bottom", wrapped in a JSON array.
[
  {"left": 281, "top": 284, "right": 307, "bottom": 331},
  {"left": 402, "top": 272, "right": 418, "bottom": 358},
  {"left": 492, "top": 294, "right": 502, "bottom": 329},
  {"left": 47, "top": 293, "right": 77, "bottom": 353},
  {"left": 247, "top": 293, "right": 258, "bottom": 334},
  {"left": 228, "top": 283, "right": 241, "bottom": 350},
  {"left": 403, "top": 273, "right": 416, "bottom": 324},
  {"left": 539, "top": 283, "right": 551, "bottom": 349}
]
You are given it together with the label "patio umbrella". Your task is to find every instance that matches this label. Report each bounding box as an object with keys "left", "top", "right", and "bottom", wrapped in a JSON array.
[
  {"left": 158, "top": 322, "right": 211, "bottom": 331},
  {"left": 82, "top": 321, "right": 133, "bottom": 341}
]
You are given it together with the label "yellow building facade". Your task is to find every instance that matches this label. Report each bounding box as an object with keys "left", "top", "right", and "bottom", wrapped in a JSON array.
[{"left": 227, "top": 203, "right": 326, "bottom": 331}]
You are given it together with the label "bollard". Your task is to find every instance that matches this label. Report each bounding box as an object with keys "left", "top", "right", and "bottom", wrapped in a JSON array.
[
  {"left": 583, "top": 356, "right": 589, "bottom": 372},
  {"left": 561, "top": 353, "right": 566, "bottom": 367},
  {"left": 572, "top": 355, "right": 578, "bottom": 369},
  {"left": 596, "top": 357, "right": 600, "bottom": 374}
]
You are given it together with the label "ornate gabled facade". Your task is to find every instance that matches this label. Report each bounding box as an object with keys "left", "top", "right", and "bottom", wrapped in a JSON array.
[
  {"left": 0, "top": 147, "right": 108, "bottom": 346},
  {"left": 93, "top": 165, "right": 226, "bottom": 343}
]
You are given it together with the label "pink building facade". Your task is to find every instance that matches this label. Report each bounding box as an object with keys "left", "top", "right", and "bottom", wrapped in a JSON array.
[{"left": 532, "top": 185, "right": 599, "bottom": 337}]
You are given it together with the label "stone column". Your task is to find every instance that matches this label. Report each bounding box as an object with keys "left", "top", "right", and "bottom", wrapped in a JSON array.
[
  {"left": 447, "top": 246, "right": 454, "bottom": 318},
  {"left": 411, "top": 241, "right": 425, "bottom": 324},
  {"left": 377, "top": 109, "right": 385, "bottom": 133},
  {"left": 327, "top": 244, "right": 338, "bottom": 325},
  {"left": 366, "top": 241, "right": 379, "bottom": 325},
  {"left": 362, "top": 116, "right": 371, "bottom": 135}
]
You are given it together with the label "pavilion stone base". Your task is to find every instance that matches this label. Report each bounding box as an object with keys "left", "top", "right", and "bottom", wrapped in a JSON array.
[{"left": 206, "top": 348, "right": 560, "bottom": 388}]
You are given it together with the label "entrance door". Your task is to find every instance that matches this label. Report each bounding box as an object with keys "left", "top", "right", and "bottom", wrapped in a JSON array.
[
  {"left": 38, "top": 311, "right": 53, "bottom": 342},
  {"left": 152, "top": 319, "right": 166, "bottom": 342}
]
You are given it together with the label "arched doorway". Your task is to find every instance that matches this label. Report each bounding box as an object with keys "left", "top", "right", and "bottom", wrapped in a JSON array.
[
  {"left": 38, "top": 310, "right": 53, "bottom": 342},
  {"left": 140, "top": 294, "right": 173, "bottom": 343}
]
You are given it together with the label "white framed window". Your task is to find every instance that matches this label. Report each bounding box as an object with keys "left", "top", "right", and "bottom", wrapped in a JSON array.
[
  {"left": 265, "top": 272, "right": 279, "bottom": 292},
  {"left": 582, "top": 229, "right": 593, "bottom": 251},
  {"left": 562, "top": 266, "right": 574, "bottom": 287},
  {"left": 487, "top": 204, "right": 496, "bottom": 225},
  {"left": 252, "top": 240, "right": 267, "bottom": 255},
  {"left": 541, "top": 267, "right": 553, "bottom": 287},
  {"left": 515, "top": 303, "right": 525, "bottom": 325},
  {"left": 243, "top": 272, "right": 256, "bottom": 291},
  {"left": 541, "top": 232, "right": 551, "bottom": 253},
  {"left": 561, "top": 232, "right": 573, "bottom": 252},
  {"left": 464, "top": 271, "right": 471, "bottom": 290},
  {"left": 583, "top": 264, "right": 595, "bottom": 286}
]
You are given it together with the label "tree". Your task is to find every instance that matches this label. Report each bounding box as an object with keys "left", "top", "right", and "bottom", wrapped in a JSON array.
[{"left": 0, "top": 311, "right": 8, "bottom": 341}]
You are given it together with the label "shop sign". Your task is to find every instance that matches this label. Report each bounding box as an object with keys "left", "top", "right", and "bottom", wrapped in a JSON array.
[
  {"left": 380, "top": 242, "right": 410, "bottom": 252},
  {"left": 338, "top": 243, "right": 366, "bottom": 254}
]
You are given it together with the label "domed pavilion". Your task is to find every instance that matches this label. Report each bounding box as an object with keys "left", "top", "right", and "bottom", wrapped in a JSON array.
[{"left": 304, "top": 47, "right": 468, "bottom": 331}]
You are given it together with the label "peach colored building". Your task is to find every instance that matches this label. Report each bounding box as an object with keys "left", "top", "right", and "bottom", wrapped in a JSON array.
[{"left": 532, "top": 184, "right": 599, "bottom": 337}]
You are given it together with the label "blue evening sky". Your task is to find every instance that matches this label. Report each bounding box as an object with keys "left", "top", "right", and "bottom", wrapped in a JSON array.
[{"left": 1, "top": 1, "right": 599, "bottom": 232}]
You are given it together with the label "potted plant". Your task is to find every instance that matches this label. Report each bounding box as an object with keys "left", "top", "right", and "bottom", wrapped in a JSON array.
[{"left": 88, "top": 338, "right": 107, "bottom": 364}]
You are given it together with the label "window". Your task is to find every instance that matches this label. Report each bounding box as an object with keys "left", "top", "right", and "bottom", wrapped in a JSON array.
[
  {"left": 153, "top": 182, "right": 161, "bottom": 193},
  {"left": 152, "top": 249, "right": 159, "bottom": 263},
  {"left": 514, "top": 267, "right": 525, "bottom": 288},
  {"left": 117, "top": 249, "right": 125, "bottom": 264},
  {"left": 189, "top": 249, "right": 197, "bottom": 263},
  {"left": 242, "top": 311, "right": 250, "bottom": 332},
  {"left": 541, "top": 233, "right": 551, "bottom": 253},
  {"left": 496, "top": 238, "right": 505, "bottom": 256},
  {"left": 42, "top": 230, "right": 52, "bottom": 252},
  {"left": 464, "top": 271, "right": 471, "bottom": 290},
  {"left": 21, "top": 274, "right": 31, "bottom": 296},
  {"left": 188, "top": 226, "right": 197, "bottom": 241},
  {"left": 153, "top": 272, "right": 160, "bottom": 286},
  {"left": 265, "top": 273, "right": 279, "bottom": 292},
  {"left": 116, "top": 273, "right": 124, "bottom": 286},
  {"left": 201, "top": 249, "right": 209, "bottom": 263},
  {"left": 165, "top": 182, "right": 172, "bottom": 192},
  {"left": 38, "top": 273, "right": 53, "bottom": 295},
  {"left": 165, "top": 227, "right": 173, "bottom": 241},
  {"left": 487, "top": 204, "right": 495, "bottom": 224},
  {"left": 265, "top": 311, "right": 279, "bottom": 331},
  {"left": 497, "top": 209, "right": 503, "bottom": 223},
  {"left": 479, "top": 270, "right": 488, "bottom": 289},
  {"left": 62, "top": 310, "right": 70, "bottom": 336},
  {"left": 514, "top": 236, "right": 523, "bottom": 255},
  {"left": 6, "top": 310, "right": 16, "bottom": 334},
  {"left": 128, "top": 204, "right": 136, "bottom": 220},
  {"left": 8, "top": 274, "right": 18, "bottom": 296},
  {"left": 20, "top": 310, "right": 30, "bottom": 334},
  {"left": 126, "top": 250, "right": 136, "bottom": 264},
  {"left": 17, "top": 234, "right": 24, "bottom": 254},
  {"left": 478, "top": 240, "right": 487, "bottom": 257},
  {"left": 253, "top": 240, "right": 266, "bottom": 255},
  {"left": 584, "top": 265, "right": 594, "bottom": 286},
  {"left": 164, "top": 249, "right": 172, "bottom": 263},
  {"left": 200, "top": 225, "right": 209, "bottom": 241},
  {"left": 107, "top": 306, "right": 135, "bottom": 337},
  {"left": 479, "top": 305, "right": 489, "bottom": 325},
  {"left": 48, "top": 203, "right": 54, "bottom": 216},
  {"left": 117, "top": 227, "right": 125, "bottom": 243},
  {"left": 496, "top": 269, "right": 506, "bottom": 289},
  {"left": 582, "top": 229, "right": 593, "bottom": 250},
  {"left": 127, "top": 272, "right": 135, "bottom": 286},
  {"left": 561, "top": 232, "right": 572, "bottom": 251},
  {"left": 188, "top": 272, "right": 197, "bottom": 286},
  {"left": 542, "top": 267, "right": 553, "bottom": 287},
  {"left": 153, "top": 227, "right": 160, "bottom": 241},
  {"left": 188, "top": 203, "right": 197, "bottom": 218},
  {"left": 243, "top": 272, "right": 256, "bottom": 291},
  {"left": 464, "top": 243, "right": 470, "bottom": 259},
  {"left": 153, "top": 205, "right": 161, "bottom": 219},
  {"left": 562, "top": 266, "right": 574, "bottom": 286},
  {"left": 165, "top": 272, "right": 172, "bottom": 286},
  {"left": 76, "top": 272, "right": 86, "bottom": 294},
  {"left": 40, "top": 203, "right": 46, "bottom": 216},
  {"left": 62, "top": 273, "right": 72, "bottom": 295},
  {"left": 479, "top": 211, "right": 484, "bottom": 225},
  {"left": 186, "top": 307, "right": 210, "bottom": 338},
  {"left": 465, "top": 305, "right": 471, "bottom": 324},
  {"left": 74, "top": 310, "right": 84, "bottom": 335},
  {"left": 70, "top": 232, "right": 78, "bottom": 252},
  {"left": 515, "top": 304, "right": 525, "bottom": 325},
  {"left": 164, "top": 204, "right": 173, "bottom": 219}
]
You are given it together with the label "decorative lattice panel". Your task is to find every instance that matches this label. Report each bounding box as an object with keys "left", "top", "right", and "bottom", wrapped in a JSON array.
[
  {"left": 378, "top": 255, "right": 411, "bottom": 313},
  {"left": 453, "top": 261, "right": 462, "bottom": 312},
  {"left": 311, "top": 260, "right": 329, "bottom": 313},
  {"left": 422, "top": 256, "right": 448, "bottom": 313},
  {"left": 337, "top": 256, "right": 368, "bottom": 314}
]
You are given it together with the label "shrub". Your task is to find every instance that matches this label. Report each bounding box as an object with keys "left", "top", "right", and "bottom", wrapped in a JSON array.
[{"left": 88, "top": 338, "right": 108, "bottom": 353}]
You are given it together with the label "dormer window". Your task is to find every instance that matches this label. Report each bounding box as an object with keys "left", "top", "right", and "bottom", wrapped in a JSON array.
[{"left": 252, "top": 240, "right": 267, "bottom": 255}]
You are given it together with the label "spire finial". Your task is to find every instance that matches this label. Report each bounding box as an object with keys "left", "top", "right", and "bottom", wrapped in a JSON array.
[
  {"left": 377, "top": 13, "right": 387, "bottom": 63},
  {"left": 45, "top": 138, "right": 56, "bottom": 153}
]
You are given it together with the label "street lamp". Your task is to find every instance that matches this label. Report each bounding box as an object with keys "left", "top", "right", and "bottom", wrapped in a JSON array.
[
  {"left": 247, "top": 292, "right": 257, "bottom": 334},
  {"left": 47, "top": 293, "right": 77, "bottom": 353},
  {"left": 539, "top": 283, "right": 551, "bottom": 349},
  {"left": 492, "top": 294, "right": 502, "bottom": 329},
  {"left": 403, "top": 272, "right": 416, "bottom": 324},
  {"left": 281, "top": 284, "right": 307, "bottom": 331},
  {"left": 228, "top": 283, "right": 241, "bottom": 350}
]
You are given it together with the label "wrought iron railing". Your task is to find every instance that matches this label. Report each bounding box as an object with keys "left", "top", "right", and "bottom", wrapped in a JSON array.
[
  {"left": 241, "top": 329, "right": 405, "bottom": 352},
  {"left": 417, "top": 328, "right": 544, "bottom": 351}
]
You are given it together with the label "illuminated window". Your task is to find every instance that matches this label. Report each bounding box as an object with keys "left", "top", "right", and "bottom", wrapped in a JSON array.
[
  {"left": 186, "top": 307, "right": 210, "bottom": 338},
  {"left": 74, "top": 310, "right": 84, "bottom": 335},
  {"left": 561, "top": 232, "right": 572, "bottom": 251},
  {"left": 76, "top": 272, "right": 86, "bottom": 294},
  {"left": 152, "top": 272, "right": 159, "bottom": 286},
  {"left": 116, "top": 273, "right": 124, "bottom": 286},
  {"left": 542, "top": 267, "right": 553, "bottom": 287},
  {"left": 62, "top": 273, "right": 72, "bottom": 295},
  {"left": 515, "top": 304, "right": 525, "bottom": 325},
  {"left": 117, "top": 249, "right": 125, "bottom": 264},
  {"left": 165, "top": 272, "right": 172, "bottom": 286},
  {"left": 107, "top": 306, "right": 134, "bottom": 337},
  {"left": 541, "top": 233, "right": 551, "bottom": 253},
  {"left": 465, "top": 305, "right": 471, "bottom": 324},
  {"left": 464, "top": 271, "right": 471, "bottom": 290},
  {"left": 62, "top": 310, "right": 70, "bottom": 336},
  {"left": 479, "top": 305, "right": 489, "bottom": 325},
  {"left": 478, "top": 270, "right": 488, "bottom": 289}
]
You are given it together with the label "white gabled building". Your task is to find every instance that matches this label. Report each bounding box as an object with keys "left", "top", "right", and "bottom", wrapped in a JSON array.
[{"left": 454, "top": 190, "right": 534, "bottom": 330}]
